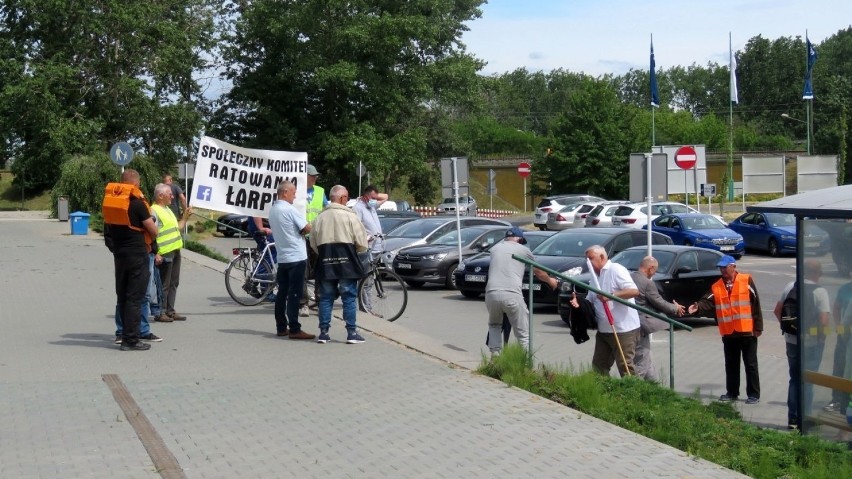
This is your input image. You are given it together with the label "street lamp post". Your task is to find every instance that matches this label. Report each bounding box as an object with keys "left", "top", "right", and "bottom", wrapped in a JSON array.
[{"left": 781, "top": 113, "right": 811, "bottom": 155}]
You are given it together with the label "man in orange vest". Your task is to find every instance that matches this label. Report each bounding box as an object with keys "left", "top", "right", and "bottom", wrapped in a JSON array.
[{"left": 689, "top": 255, "right": 764, "bottom": 404}]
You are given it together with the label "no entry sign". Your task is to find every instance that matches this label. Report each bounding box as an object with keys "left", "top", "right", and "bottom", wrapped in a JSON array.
[
  {"left": 518, "top": 162, "right": 531, "bottom": 177},
  {"left": 674, "top": 146, "right": 697, "bottom": 170}
]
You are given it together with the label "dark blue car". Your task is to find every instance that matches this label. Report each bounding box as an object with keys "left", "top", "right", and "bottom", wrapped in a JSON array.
[
  {"left": 727, "top": 212, "right": 830, "bottom": 257},
  {"left": 644, "top": 213, "right": 744, "bottom": 258}
]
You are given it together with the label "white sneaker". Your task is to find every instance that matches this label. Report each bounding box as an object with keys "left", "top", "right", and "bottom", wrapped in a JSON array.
[{"left": 299, "top": 306, "right": 309, "bottom": 317}]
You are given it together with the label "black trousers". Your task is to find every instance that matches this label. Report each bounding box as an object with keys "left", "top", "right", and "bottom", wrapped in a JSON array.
[
  {"left": 722, "top": 335, "right": 760, "bottom": 399},
  {"left": 115, "top": 253, "right": 150, "bottom": 344}
]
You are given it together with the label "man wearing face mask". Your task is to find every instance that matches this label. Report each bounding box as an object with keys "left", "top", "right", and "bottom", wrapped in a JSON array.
[{"left": 353, "top": 185, "right": 388, "bottom": 256}]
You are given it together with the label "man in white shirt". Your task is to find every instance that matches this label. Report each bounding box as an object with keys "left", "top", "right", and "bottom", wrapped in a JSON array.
[
  {"left": 585, "top": 245, "right": 641, "bottom": 377},
  {"left": 352, "top": 185, "right": 388, "bottom": 255}
]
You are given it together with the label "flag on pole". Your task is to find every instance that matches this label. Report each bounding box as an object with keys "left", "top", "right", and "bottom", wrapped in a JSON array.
[
  {"left": 650, "top": 38, "right": 660, "bottom": 108},
  {"left": 802, "top": 36, "right": 817, "bottom": 100},
  {"left": 730, "top": 46, "right": 738, "bottom": 104}
]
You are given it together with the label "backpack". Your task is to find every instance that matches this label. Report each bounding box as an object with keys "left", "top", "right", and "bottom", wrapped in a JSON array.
[
  {"left": 101, "top": 182, "right": 152, "bottom": 252},
  {"left": 780, "top": 281, "right": 817, "bottom": 336},
  {"left": 102, "top": 182, "right": 148, "bottom": 227}
]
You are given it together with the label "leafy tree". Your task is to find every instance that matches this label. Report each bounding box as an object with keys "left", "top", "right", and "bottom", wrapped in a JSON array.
[
  {"left": 536, "top": 77, "right": 631, "bottom": 198},
  {"left": 213, "top": 0, "right": 486, "bottom": 192},
  {"left": 0, "top": 0, "right": 217, "bottom": 191}
]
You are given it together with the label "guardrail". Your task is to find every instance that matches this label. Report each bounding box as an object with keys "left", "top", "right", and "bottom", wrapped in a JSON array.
[{"left": 512, "top": 253, "right": 693, "bottom": 389}]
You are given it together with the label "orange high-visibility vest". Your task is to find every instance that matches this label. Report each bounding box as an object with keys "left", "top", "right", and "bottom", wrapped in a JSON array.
[{"left": 711, "top": 273, "right": 754, "bottom": 336}]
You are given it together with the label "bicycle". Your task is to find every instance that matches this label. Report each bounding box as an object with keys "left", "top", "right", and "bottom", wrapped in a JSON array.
[
  {"left": 357, "top": 250, "right": 408, "bottom": 322},
  {"left": 225, "top": 241, "right": 316, "bottom": 307}
]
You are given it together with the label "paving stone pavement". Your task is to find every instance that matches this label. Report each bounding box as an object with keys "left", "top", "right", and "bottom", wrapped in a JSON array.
[{"left": 0, "top": 214, "right": 746, "bottom": 478}]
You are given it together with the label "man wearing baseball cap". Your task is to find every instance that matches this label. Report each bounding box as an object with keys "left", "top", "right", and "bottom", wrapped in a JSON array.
[
  {"left": 689, "top": 255, "right": 764, "bottom": 404},
  {"left": 484, "top": 227, "right": 558, "bottom": 356}
]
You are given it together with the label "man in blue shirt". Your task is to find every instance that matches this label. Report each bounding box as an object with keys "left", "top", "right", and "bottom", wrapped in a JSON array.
[{"left": 268, "top": 181, "right": 315, "bottom": 340}]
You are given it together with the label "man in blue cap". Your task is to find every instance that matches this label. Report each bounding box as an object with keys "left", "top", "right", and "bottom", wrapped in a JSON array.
[
  {"left": 689, "top": 255, "right": 763, "bottom": 404},
  {"left": 484, "top": 227, "right": 558, "bottom": 356}
]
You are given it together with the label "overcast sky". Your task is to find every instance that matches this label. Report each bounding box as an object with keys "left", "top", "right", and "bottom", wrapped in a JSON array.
[{"left": 461, "top": 0, "right": 852, "bottom": 76}]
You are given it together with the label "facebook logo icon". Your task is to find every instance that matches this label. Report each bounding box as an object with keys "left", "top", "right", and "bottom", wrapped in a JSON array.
[{"left": 196, "top": 186, "right": 212, "bottom": 201}]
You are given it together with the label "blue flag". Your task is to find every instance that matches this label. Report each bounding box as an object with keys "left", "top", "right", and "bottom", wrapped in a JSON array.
[
  {"left": 650, "top": 39, "right": 660, "bottom": 108},
  {"left": 802, "top": 36, "right": 817, "bottom": 100}
]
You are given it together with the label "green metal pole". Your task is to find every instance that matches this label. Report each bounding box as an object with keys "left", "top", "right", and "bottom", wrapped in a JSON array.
[{"left": 527, "top": 265, "right": 535, "bottom": 367}]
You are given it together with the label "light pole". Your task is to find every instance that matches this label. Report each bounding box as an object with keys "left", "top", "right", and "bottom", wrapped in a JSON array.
[{"left": 781, "top": 113, "right": 811, "bottom": 155}]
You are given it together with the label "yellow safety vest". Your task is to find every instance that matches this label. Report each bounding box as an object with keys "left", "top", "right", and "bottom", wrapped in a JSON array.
[
  {"left": 150, "top": 204, "right": 183, "bottom": 254},
  {"left": 306, "top": 185, "right": 325, "bottom": 223}
]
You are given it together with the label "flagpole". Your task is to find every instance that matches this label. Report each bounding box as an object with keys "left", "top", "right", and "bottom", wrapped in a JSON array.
[{"left": 728, "top": 32, "right": 735, "bottom": 202}]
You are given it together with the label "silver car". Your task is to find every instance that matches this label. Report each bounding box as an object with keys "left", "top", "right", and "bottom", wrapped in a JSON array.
[
  {"left": 437, "top": 196, "right": 477, "bottom": 216},
  {"left": 534, "top": 194, "right": 605, "bottom": 230},
  {"left": 584, "top": 201, "right": 631, "bottom": 227},
  {"left": 545, "top": 202, "right": 603, "bottom": 231}
]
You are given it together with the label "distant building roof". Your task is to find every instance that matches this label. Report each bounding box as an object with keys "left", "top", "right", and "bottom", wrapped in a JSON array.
[{"left": 748, "top": 184, "right": 852, "bottom": 218}]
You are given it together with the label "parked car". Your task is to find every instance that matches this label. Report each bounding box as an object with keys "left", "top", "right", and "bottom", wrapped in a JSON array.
[
  {"left": 726, "top": 212, "right": 830, "bottom": 256},
  {"left": 584, "top": 201, "right": 631, "bottom": 227},
  {"left": 436, "top": 196, "right": 477, "bottom": 216},
  {"left": 611, "top": 201, "right": 723, "bottom": 229},
  {"left": 454, "top": 231, "right": 557, "bottom": 298},
  {"left": 216, "top": 213, "right": 268, "bottom": 237},
  {"left": 643, "top": 213, "right": 744, "bottom": 258},
  {"left": 393, "top": 225, "right": 508, "bottom": 288},
  {"left": 557, "top": 245, "right": 724, "bottom": 323},
  {"left": 381, "top": 216, "right": 510, "bottom": 266},
  {"left": 454, "top": 228, "right": 672, "bottom": 302},
  {"left": 544, "top": 201, "right": 604, "bottom": 231},
  {"left": 534, "top": 194, "right": 605, "bottom": 230}
]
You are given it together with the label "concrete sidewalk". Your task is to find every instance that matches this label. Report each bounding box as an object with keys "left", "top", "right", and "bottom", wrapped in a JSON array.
[{"left": 0, "top": 215, "right": 744, "bottom": 478}]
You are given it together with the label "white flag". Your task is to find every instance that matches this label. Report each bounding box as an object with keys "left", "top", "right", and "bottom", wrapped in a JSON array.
[{"left": 730, "top": 48, "right": 739, "bottom": 104}]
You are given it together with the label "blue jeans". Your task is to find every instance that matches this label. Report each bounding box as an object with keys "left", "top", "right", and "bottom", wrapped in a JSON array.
[
  {"left": 115, "top": 253, "right": 155, "bottom": 336},
  {"left": 318, "top": 279, "right": 358, "bottom": 331},
  {"left": 275, "top": 260, "right": 306, "bottom": 333}
]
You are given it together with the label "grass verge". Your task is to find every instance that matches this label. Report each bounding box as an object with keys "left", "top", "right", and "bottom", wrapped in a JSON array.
[{"left": 478, "top": 345, "right": 852, "bottom": 479}]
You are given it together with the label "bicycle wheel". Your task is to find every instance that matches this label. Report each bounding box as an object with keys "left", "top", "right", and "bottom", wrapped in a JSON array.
[
  {"left": 358, "top": 269, "right": 407, "bottom": 322},
  {"left": 225, "top": 253, "right": 275, "bottom": 306}
]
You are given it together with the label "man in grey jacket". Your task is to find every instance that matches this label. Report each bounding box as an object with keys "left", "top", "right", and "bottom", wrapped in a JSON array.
[{"left": 630, "top": 256, "right": 684, "bottom": 381}]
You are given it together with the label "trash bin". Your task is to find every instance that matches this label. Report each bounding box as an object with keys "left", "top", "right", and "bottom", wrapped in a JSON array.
[
  {"left": 69, "top": 211, "right": 90, "bottom": 235},
  {"left": 58, "top": 196, "right": 69, "bottom": 221}
]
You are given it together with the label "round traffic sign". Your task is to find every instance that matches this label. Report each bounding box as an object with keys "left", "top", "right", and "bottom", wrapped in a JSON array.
[
  {"left": 518, "top": 162, "right": 531, "bottom": 178},
  {"left": 109, "top": 142, "right": 134, "bottom": 166},
  {"left": 674, "top": 146, "right": 697, "bottom": 170}
]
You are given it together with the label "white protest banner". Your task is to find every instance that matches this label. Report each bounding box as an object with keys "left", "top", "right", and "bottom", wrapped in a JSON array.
[{"left": 189, "top": 136, "right": 308, "bottom": 218}]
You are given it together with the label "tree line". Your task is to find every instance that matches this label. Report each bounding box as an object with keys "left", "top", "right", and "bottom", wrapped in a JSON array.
[{"left": 1, "top": 0, "right": 849, "bottom": 206}]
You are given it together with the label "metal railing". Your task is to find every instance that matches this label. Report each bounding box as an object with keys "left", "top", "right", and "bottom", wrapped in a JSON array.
[{"left": 512, "top": 254, "right": 693, "bottom": 389}]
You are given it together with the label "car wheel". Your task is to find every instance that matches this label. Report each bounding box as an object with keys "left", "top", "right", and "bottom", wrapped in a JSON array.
[
  {"left": 768, "top": 238, "right": 780, "bottom": 257},
  {"left": 405, "top": 280, "right": 425, "bottom": 288},
  {"left": 460, "top": 290, "right": 480, "bottom": 299},
  {"left": 445, "top": 264, "right": 458, "bottom": 289}
]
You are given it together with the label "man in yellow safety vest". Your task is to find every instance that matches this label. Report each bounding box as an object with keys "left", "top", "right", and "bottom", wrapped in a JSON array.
[{"left": 151, "top": 183, "right": 192, "bottom": 322}]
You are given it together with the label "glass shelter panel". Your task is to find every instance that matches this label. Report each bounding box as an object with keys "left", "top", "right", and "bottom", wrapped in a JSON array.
[{"left": 799, "top": 218, "right": 852, "bottom": 438}]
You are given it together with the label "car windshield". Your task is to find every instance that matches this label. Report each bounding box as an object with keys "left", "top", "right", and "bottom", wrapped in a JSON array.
[
  {"left": 765, "top": 213, "right": 795, "bottom": 227},
  {"left": 558, "top": 203, "right": 582, "bottom": 213},
  {"left": 380, "top": 218, "right": 414, "bottom": 234},
  {"left": 387, "top": 219, "right": 447, "bottom": 238},
  {"left": 441, "top": 197, "right": 470, "bottom": 204},
  {"left": 431, "top": 227, "right": 487, "bottom": 246},
  {"left": 525, "top": 234, "right": 552, "bottom": 251},
  {"left": 533, "top": 232, "right": 610, "bottom": 257},
  {"left": 611, "top": 250, "right": 675, "bottom": 272},
  {"left": 680, "top": 216, "right": 727, "bottom": 229}
]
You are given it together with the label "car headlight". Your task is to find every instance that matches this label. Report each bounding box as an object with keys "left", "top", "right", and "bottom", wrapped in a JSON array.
[
  {"left": 559, "top": 266, "right": 583, "bottom": 292},
  {"left": 694, "top": 237, "right": 712, "bottom": 243},
  {"left": 458, "top": 262, "right": 466, "bottom": 271},
  {"left": 423, "top": 253, "right": 448, "bottom": 261}
]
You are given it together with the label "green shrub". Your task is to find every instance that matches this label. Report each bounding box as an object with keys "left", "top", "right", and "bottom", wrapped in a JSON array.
[{"left": 49, "top": 153, "right": 162, "bottom": 218}]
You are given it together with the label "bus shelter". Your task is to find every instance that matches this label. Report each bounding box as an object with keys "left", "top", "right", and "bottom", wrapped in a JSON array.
[{"left": 749, "top": 184, "right": 852, "bottom": 438}]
